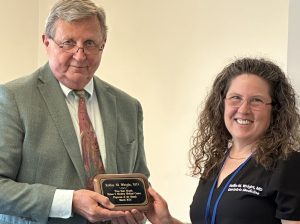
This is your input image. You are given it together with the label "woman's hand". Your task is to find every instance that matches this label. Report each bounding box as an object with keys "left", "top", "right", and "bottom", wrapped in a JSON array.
[{"left": 145, "top": 187, "right": 182, "bottom": 224}]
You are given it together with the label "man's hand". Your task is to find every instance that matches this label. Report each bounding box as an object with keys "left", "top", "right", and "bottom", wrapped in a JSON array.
[
  {"left": 72, "top": 189, "right": 125, "bottom": 223},
  {"left": 111, "top": 209, "right": 146, "bottom": 224}
]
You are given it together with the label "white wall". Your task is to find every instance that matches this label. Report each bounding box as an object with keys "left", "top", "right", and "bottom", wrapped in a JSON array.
[
  {"left": 288, "top": 0, "right": 300, "bottom": 95},
  {"left": 94, "top": 1, "right": 288, "bottom": 222},
  {"left": 0, "top": 0, "right": 39, "bottom": 82},
  {"left": 1, "top": 0, "right": 289, "bottom": 222}
]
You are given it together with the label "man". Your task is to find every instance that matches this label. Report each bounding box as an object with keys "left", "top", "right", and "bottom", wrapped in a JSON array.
[{"left": 0, "top": 0, "right": 149, "bottom": 223}]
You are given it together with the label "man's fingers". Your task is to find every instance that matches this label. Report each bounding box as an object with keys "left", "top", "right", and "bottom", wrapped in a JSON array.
[
  {"left": 94, "top": 205, "right": 125, "bottom": 219},
  {"left": 73, "top": 189, "right": 126, "bottom": 222},
  {"left": 92, "top": 192, "right": 115, "bottom": 209}
]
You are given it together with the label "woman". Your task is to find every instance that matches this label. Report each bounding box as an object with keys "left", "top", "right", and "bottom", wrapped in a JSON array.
[{"left": 146, "top": 58, "right": 300, "bottom": 224}]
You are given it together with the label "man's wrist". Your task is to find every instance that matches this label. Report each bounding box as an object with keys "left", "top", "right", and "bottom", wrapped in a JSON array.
[{"left": 49, "top": 189, "right": 74, "bottom": 218}]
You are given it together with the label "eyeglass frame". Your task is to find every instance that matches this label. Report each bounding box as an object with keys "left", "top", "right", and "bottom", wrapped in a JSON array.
[
  {"left": 224, "top": 95, "right": 273, "bottom": 111},
  {"left": 50, "top": 38, "right": 103, "bottom": 55}
]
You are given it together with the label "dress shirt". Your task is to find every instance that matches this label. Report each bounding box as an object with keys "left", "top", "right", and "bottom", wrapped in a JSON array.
[{"left": 49, "top": 78, "right": 106, "bottom": 218}]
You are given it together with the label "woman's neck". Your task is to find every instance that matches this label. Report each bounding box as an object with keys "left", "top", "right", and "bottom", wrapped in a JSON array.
[{"left": 228, "top": 141, "right": 255, "bottom": 160}]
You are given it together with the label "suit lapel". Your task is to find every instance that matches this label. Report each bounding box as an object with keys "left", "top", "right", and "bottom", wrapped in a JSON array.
[
  {"left": 37, "top": 64, "right": 86, "bottom": 186},
  {"left": 94, "top": 78, "right": 118, "bottom": 173}
]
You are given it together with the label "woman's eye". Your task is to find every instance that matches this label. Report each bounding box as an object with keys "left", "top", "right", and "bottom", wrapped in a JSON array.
[
  {"left": 252, "top": 98, "right": 263, "bottom": 103},
  {"left": 230, "top": 96, "right": 242, "bottom": 101}
]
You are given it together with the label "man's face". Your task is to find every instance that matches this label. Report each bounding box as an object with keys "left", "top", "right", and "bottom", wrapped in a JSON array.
[{"left": 43, "top": 15, "right": 105, "bottom": 90}]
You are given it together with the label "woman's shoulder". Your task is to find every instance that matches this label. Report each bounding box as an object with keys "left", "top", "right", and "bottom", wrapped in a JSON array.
[
  {"left": 271, "top": 150, "right": 300, "bottom": 193},
  {"left": 277, "top": 150, "right": 300, "bottom": 169}
]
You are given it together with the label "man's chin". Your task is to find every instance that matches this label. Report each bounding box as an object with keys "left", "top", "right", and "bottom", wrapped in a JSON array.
[
  {"left": 70, "top": 66, "right": 88, "bottom": 73},
  {"left": 61, "top": 76, "right": 93, "bottom": 90}
]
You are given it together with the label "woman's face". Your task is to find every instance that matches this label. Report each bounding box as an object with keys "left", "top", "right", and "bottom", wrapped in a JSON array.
[{"left": 224, "top": 74, "right": 272, "bottom": 147}]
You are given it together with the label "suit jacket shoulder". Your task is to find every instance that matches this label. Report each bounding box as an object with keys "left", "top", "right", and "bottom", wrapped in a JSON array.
[{"left": 93, "top": 76, "right": 140, "bottom": 104}]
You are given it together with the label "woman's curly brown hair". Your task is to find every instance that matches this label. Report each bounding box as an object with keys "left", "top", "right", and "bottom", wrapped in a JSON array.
[{"left": 189, "top": 58, "right": 300, "bottom": 180}]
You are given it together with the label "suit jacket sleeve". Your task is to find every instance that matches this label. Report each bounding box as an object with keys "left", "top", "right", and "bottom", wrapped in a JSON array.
[
  {"left": 133, "top": 100, "right": 149, "bottom": 176},
  {"left": 0, "top": 85, "right": 56, "bottom": 223}
]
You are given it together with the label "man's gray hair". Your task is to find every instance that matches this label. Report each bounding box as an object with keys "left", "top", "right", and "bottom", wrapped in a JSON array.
[{"left": 45, "top": 0, "right": 107, "bottom": 40}]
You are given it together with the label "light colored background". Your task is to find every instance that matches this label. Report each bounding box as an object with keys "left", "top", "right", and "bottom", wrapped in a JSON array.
[
  {"left": 0, "top": 0, "right": 295, "bottom": 222},
  {"left": 288, "top": 0, "right": 300, "bottom": 94}
]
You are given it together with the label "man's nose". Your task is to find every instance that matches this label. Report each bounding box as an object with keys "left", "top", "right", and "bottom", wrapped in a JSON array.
[{"left": 73, "top": 47, "right": 87, "bottom": 61}]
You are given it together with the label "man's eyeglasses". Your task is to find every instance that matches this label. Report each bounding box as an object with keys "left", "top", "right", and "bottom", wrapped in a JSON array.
[
  {"left": 51, "top": 39, "right": 103, "bottom": 55},
  {"left": 225, "top": 95, "right": 272, "bottom": 111}
]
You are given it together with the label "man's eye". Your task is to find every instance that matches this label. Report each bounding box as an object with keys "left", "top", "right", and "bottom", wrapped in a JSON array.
[
  {"left": 62, "top": 40, "right": 75, "bottom": 46},
  {"left": 85, "top": 40, "right": 97, "bottom": 47}
]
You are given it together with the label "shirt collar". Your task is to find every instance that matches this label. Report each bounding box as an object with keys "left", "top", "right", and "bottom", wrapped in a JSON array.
[{"left": 59, "top": 78, "right": 95, "bottom": 99}]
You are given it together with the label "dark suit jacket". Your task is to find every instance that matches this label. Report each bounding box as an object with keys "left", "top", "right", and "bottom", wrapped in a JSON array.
[{"left": 0, "top": 63, "right": 149, "bottom": 224}]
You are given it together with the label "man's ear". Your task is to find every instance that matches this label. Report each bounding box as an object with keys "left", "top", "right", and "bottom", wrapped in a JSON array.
[
  {"left": 42, "top": 34, "right": 50, "bottom": 47},
  {"left": 100, "top": 39, "right": 106, "bottom": 51}
]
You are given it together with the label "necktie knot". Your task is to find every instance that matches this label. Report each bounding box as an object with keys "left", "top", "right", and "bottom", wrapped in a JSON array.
[{"left": 74, "top": 90, "right": 86, "bottom": 99}]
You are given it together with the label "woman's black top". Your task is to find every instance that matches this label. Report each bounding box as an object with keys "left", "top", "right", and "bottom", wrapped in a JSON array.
[{"left": 190, "top": 152, "right": 300, "bottom": 224}]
